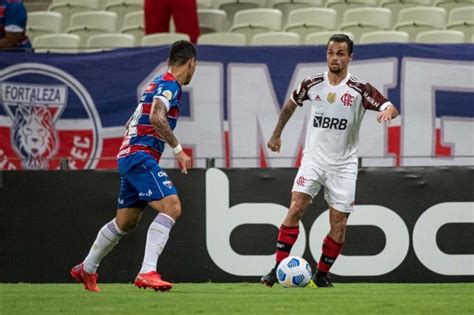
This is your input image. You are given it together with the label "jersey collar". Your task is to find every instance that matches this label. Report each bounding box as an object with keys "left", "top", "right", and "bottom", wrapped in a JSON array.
[{"left": 324, "top": 71, "right": 351, "bottom": 87}]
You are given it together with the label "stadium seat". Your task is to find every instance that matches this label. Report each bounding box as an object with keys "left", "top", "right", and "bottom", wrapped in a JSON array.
[
  {"left": 340, "top": 8, "right": 392, "bottom": 43},
  {"left": 49, "top": 0, "right": 69, "bottom": 6},
  {"left": 448, "top": 5, "right": 474, "bottom": 24},
  {"left": 285, "top": 8, "right": 337, "bottom": 40},
  {"left": 359, "top": 30, "right": 409, "bottom": 43},
  {"left": 27, "top": 11, "right": 63, "bottom": 43},
  {"left": 197, "top": 0, "right": 213, "bottom": 9},
  {"left": 214, "top": 0, "right": 265, "bottom": 10},
  {"left": 66, "top": 11, "right": 118, "bottom": 47},
  {"left": 380, "top": 0, "right": 433, "bottom": 28},
  {"left": 98, "top": 0, "right": 108, "bottom": 10},
  {"left": 447, "top": 6, "right": 474, "bottom": 42},
  {"left": 434, "top": 0, "right": 474, "bottom": 12},
  {"left": 325, "top": 0, "right": 378, "bottom": 29},
  {"left": 267, "top": 0, "right": 324, "bottom": 26},
  {"left": 48, "top": 0, "right": 100, "bottom": 31},
  {"left": 305, "top": 31, "right": 354, "bottom": 45},
  {"left": 394, "top": 7, "right": 447, "bottom": 41},
  {"left": 24, "top": 0, "right": 53, "bottom": 12},
  {"left": 415, "top": 30, "right": 466, "bottom": 43},
  {"left": 198, "top": 9, "right": 227, "bottom": 34},
  {"left": 250, "top": 31, "right": 301, "bottom": 45},
  {"left": 87, "top": 33, "right": 136, "bottom": 51},
  {"left": 141, "top": 33, "right": 190, "bottom": 46},
  {"left": 122, "top": 10, "right": 143, "bottom": 27},
  {"left": 213, "top": 0, "right": 265, "bottom": 29},
  {"left": 33, "top": 33, "right": 81, "bottom": 53},
  {"left": 197, "top": 32, "right": 246, "bottom": 45},
  {"left": 230, "top": 9, "right": 283, "bottom": 44},
  {"left": 104, "top": 0, "right": 143, "bottom": 29},
  {"left": 120, "top": 11, "right": 144, "bottom": 43}
]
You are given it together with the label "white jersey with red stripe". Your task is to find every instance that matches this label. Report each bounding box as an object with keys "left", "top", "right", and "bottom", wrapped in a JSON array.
[
  {"left": 291, "top": 71, "right": 391, "bottom": 178},
  {"left": 117, "top": 71, "right": 181, "bottom": 165}
]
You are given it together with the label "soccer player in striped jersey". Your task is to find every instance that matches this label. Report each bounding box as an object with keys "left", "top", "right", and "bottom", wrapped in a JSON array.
[
  {"left": 261, "top": 34, "right": 399, "bottom": 288},
  {"left": 71, "top": 40, "right": 196, "bottom": 292}
]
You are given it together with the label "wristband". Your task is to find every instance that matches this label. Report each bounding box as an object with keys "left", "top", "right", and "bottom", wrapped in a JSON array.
[{"left": 172, "top": 144, "right": 183, "bottom": 154}]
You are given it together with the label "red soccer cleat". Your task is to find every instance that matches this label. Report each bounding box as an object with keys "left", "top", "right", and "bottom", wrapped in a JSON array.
[
  {"left": 70, "top": 263, "right": 100, "bottom": 292},
  {"left": 134, "top": 271, "right": 173, "bottom": 292}
]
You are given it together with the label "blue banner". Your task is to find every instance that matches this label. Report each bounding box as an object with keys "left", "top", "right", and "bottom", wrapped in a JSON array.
[{"left": 0, "top": 44, "right": 473, "bottom": 169}]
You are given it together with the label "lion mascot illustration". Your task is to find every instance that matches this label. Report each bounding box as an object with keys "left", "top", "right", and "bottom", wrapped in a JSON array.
[{"left": 12, "top": 104, "right": 59, "bottom": 169}]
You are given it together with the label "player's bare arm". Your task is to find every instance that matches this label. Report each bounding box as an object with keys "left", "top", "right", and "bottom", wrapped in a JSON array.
[
  {"left": 268, "top": 100, "right": 298, "bottom": 153},
  {"left": 377, "top": 103, "right": 399, "bottom": 124},
  {"left": 150, "top": 97, "right": 191, "bottom": 173}
]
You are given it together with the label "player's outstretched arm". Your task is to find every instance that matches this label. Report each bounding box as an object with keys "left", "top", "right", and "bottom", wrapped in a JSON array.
[
  {"left": 268, "top": 100, "right": 298, "bottom": 153},
  {"left": 150, "top": 98, "right": 191, "bottom": 174},
  {"left": 377, "top": 103, "right": 399, "bottom": 124}
]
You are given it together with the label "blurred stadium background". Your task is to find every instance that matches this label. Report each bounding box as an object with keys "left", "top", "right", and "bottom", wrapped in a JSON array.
[{"left": 24, "top": 0, "right": 474, "bottom": 51}]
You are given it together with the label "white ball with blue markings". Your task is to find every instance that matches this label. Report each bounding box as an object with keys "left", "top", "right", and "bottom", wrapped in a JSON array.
[{"left": 276, "top": 256, "right": 312, "bottom": 288}]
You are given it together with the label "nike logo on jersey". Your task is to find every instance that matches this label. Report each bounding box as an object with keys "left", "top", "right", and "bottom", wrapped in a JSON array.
[{"left": 313, "top": 116, "right": 348, "bottom": 130}]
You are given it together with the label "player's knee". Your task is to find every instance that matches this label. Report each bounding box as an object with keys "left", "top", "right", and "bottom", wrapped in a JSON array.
[
  {"left": 164, "top": 202, "right": 181, "bottom": 220},
  {"left": 171, "top": 204, "right": 181, "bottom": 219},
  {"left": 117, "top": 218, "right": 139, "bottom": 232}
]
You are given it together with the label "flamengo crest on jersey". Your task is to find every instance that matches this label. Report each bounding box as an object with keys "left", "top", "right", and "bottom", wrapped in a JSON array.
[
  {"left": 291, "top": 72, "right": 390, "bottom": 177},
  {"left": 117, "top": 72, "right": 181, "bottom": 162}
]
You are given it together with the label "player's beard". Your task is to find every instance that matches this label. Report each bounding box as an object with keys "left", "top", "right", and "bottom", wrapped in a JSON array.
[
  {"left": 329, "top": 66, "right": 341, "bottom": 74},
  {"left": 184, "top": 69, "right": 194, "bottom": 85},
  {"left": 184, "top": 75, "right": 191, "bottom": 85}
]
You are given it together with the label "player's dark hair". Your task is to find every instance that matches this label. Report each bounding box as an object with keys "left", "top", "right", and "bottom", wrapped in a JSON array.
[
  {"left": 327, "top": 34, "right": 353, "bottom": 55},
  {"left": 168, "top": 40, "right": 196, "bottom": 66}
]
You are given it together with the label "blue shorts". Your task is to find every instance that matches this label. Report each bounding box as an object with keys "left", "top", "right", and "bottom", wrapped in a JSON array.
[{"left": 117, "top": 154, "right": 177, "bottom": 209}]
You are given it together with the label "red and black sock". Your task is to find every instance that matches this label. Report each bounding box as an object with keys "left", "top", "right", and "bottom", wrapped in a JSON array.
[
  {"left": 275, "top": 224, "right": 299, "bottom": 268},
  {"left": 317, "top": 235, "right": 344, "bottom": 275}
]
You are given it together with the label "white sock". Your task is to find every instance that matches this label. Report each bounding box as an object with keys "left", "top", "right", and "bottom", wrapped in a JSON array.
[
  {"left": 83, "top": 219, "right": 127, "bottom": 273},
  {"left": 139, "top": 213, "right": 175, "bottom": 274}
]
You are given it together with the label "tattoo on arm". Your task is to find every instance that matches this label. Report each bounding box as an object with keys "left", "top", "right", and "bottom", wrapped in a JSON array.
[
  {"left": 150, "top": 99, "right": 179, "bottom": 148},
  {"left": 273, "top": 101, "right": 297, "bottom": 137}
]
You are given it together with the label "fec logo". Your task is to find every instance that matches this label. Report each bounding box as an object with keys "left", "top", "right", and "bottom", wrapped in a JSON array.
[{"left": 0, "top": 63, "right": 102, "bottom": 170}]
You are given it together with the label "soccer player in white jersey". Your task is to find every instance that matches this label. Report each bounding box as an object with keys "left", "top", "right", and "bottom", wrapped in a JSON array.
[{"left": 261, "top": 34, "right": 399, "bottom": 288}]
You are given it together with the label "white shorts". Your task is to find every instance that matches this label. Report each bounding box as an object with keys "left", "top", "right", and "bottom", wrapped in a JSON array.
[{"left": 291, "top": 164, "right": 356, "bottom": 213}]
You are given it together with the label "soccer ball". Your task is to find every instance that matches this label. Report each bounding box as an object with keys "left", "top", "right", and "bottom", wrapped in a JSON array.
[{"left": 276, "top": 256, "right": 312, "bottom": 288}]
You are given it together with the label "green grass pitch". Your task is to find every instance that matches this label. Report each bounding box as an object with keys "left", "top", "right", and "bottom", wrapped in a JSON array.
[{"left": 1, "top": 283, "right": 473, "bottom": 315}]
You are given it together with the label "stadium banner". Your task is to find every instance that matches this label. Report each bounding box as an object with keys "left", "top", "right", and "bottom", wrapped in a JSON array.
[
  {"left": 0, "top": 167, "right": 472, "bottom": 283},
  {"left": 0, "top": 44, "right": 473, "bottom": 170}
]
